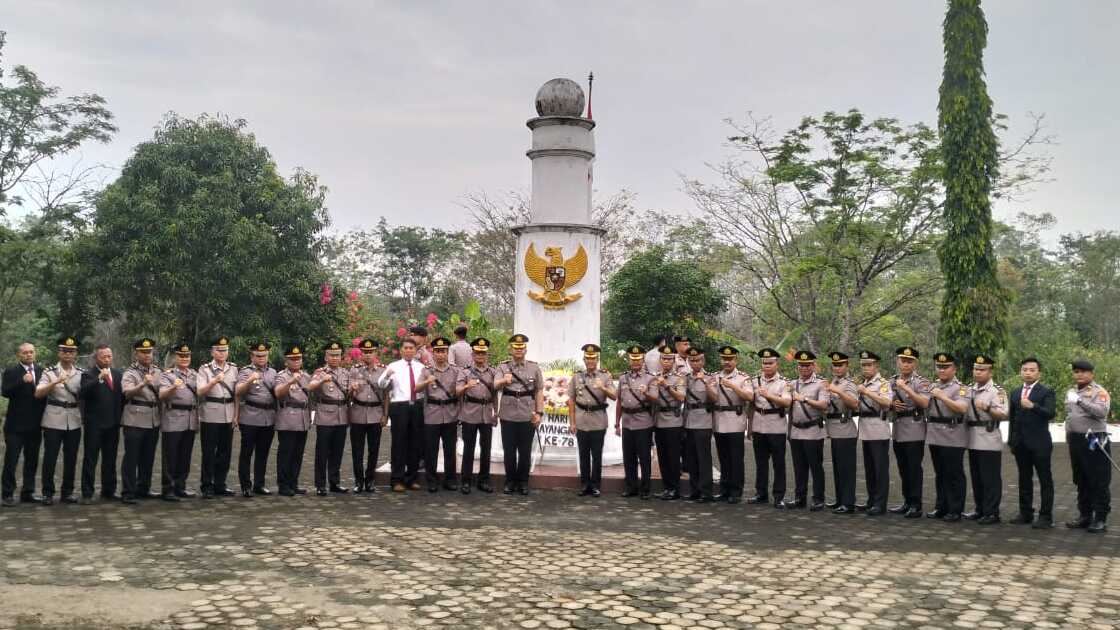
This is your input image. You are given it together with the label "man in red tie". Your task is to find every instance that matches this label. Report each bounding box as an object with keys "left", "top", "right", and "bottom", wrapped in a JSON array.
[
  {"left": 1008, "top": 357, "right": 1057, "bottom": 528},
  {"left": 79, "top": 344, "right": 125, "bottom": 503}
]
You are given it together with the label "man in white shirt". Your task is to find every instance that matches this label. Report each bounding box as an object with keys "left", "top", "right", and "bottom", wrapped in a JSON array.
[{"left": 378, "top": 338, "right": 426, "bottom": 492}]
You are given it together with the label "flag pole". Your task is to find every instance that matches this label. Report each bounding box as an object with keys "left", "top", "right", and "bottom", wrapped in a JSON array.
[{"left": 586, "top": 71, "right": 594, "bottom": 119}]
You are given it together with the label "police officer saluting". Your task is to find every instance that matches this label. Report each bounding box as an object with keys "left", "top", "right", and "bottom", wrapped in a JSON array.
[
  {"left": 923, "top": 352, "right": 968, "bottom": 522},
  {"left": 274, "top": 344, "right": 311, "bottom": 496},
  {"left": 963, "top": 354, "right": 1009, "bottom": 525},
  {"left": 309, "top": 341, "right": 351, "bottom": 496},
  {"left": 496, "top": 334, "right": 543, "bottom": 495},
  {"left": 651, "top": 345, "right": 685, "bottom": 500},
  {"left": 616, "top": 345, "right": 656, "bottom": 499},
  {"left": 158, "top": 342, "right": 199, "bottom": 501},
  {"left": 197, "top": 336, "right": 237, "bottom": 498},
  {"left": 417, "top": 337, "right": 460, "bottom": 493},
  {"left": 120, "top": 338, "right": 162, "bottom": 503},
  {"left": 823, "top": 352, "right": 859, "bottom": 514},
  {"left": 786, "top": 351, "right": 830, "bottom": 511},
  {"left": 568, "top": 343, "right": 615, "bottom": 497},
  {"left": 709, "top": 346, "right": 751, "bottom": 504},
  {"left": 682, "top": 347, "right": 715, "bottom": 502},
  {"left": 855, "top": 351, "right": 891, "bottom": 516},
  {"left": 349, "top": 339, "right": 388, "bottom": 493},
  {"left": 235, "top": 341, "right": 277, "bottom": 497},
  {"left": 1064, "top": 358, "right": 1112, "bottom": 533},
  {"left": 748, "top": 348, "right": 791, "bottom": 508},
  {"left": 889, "top": 346, "right": 929, "bottom": 518},
  {"left": 457, "top": 338, "right": 501, "bottom": 494},
  {"left": 35, "top": 336, "right": 84, "bottom": 505}
]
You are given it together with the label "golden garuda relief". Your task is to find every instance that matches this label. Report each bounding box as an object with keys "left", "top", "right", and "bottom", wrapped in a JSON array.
[{"left": 524, "top": 243, "right": 588, "bottom": 309}]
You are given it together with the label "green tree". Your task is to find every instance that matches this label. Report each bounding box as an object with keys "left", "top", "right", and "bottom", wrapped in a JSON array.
[
  {"left": 937, "top": 0, "right": 1009, "bottom": 363},
  {"left": 1059, "top": 231, "right": 1120, "bottom": 350},
  {"left": 84, "top": 113, "right": 342, "bottom": 351}
]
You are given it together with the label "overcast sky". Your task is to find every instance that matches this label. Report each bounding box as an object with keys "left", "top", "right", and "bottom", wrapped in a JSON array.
[{"left": 5, "top": 1, "right": 1117, "bottom": 236}]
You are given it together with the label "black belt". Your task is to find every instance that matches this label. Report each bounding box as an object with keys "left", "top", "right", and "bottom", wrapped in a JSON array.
[
  {"left": 620, "top": 405, "right": 649, "bottom": 414},
  {"left": 317, "top": 398, "right": 346, "bottom": 406},
  {"left": 966, "top": 420, "right": 995, "bottom": 428},
  {"left": 127, "top": 399, "right": 159, "bottom": 408},
  {"left": 504, "top": 390, "right": 532, "bottom": 398},
  {"left": 465, "top": 395, "right": 493, "bottom": 405},
  {"left": 205, "top": 396, "right": 233, "bottom": 404},
  {"left": 712, "top": 405, "right": 743, "bottom": 414},
  {"left": 352, "top": 399, "right": 383, "bottom": 407},
  {"left": 895, "top": 409, "right": 921, "bottom": 418},
  {"left": 282, "top": 401, "right": 307, "bottom": 409},
  {"left": 928, "top": 416, "right": 962, "bottom": 425},
  {"left": 426, "top": 398, "right": 457, "bottom": 406},
  {"left": 575, "top": 401, "right": 607, "bottom": 412},
  {"left": 47, "top": 399, "right": 79, "bottom": 409},
  {"left": 792, "top": 418, "right": 825, "bottom": 429},
  {"left": 756, "top": 408, "right": 786, "bottom": 417},
  {"left": 169, "top": 403, "right": 196, "bottom": 411},
  {"left": 684, "top": 402, "right": 710, "bottom": 411},
  {"left": 243, "top": 399, "right": 275, "bottom": 410},
  {"left": 826, "top": 412, "right": 851, "bottom": 423}
]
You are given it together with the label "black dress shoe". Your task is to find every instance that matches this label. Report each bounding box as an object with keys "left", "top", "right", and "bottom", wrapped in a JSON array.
[
  {"left": 904, "top": 507, "right": 923, "bottom": 519},
  {"left": 293, "top": 487, "right": 308, "bottom": 495},
  {"left": 1032, "top": 516, "right": 1054, "bottom": 529},
  {"left": 253, "top": 486, "right": 271, "bottom": 496},
  {"left": 61, "top": 494, "right": 78, "bottom": 504},
  {"left": 781, "top": 499, "right": 806, "bottom": 509},
  {"left": 773, "top": 499, "right": 787, "bottom": 509},
  {"left": 461, "top": 483, "right": 471, "bottom": 495},
  {"left": 1009, "top": 513, "right": 1033, "bottom": 525},
  {"left": 503, "top": 483, "right": 515, "bottom": 495},
  {"left": 926, "top": 509, "right": 946, "bottom": 519},
  {"left": 1087, "top": 519, "right": 1107, "bottom": 533},
  {"left": 832, "top": 505, "right": 853, "bottom": 515},
  {"left": 142, "top": 491, "right": 161, "bottom": 499},
  {"left": 353, "top": 485, "right": 365, "bottom": 494},
  {"left": 809, "top": 502, "right": 825, "bottom": 512},
  {"left": 887, "top": 504, "right": 909, "bottom": 514},
  {"left": 428, "top": 484, "right": 439, "bottom": 493},
  {"left": 620, "top": 489, "right": 639, "bottom": 498},
  {"left": 215, "top": 488, "right": 235, "bottom": 497},
  {"left": 79, "top": 495, "right": 95, "bottom": 505},
  {"left": 443, "top": 482, "right": 458, "bottom": 492},
  {"left": 0, "top": 496, "right": 14, "bottom": 507},
  {"left": 316, "top": 488, "right": 328, "bottom": 496},
  {"left": 854, "top": 503, "right": 870, "bottom": 512},
  {"left": 40, "top": 495, "right": 54, "bottom": 506},
  {"left": 686, "top": 493, "right": 701, "bottom": 501},
  {"left": 727, "top": 496, "right": 741, "bottom": 505},
  {"left": 745, "top": 495, "right": 768, "bottom": 504},
  {"left": 977, "top": 514, "right": 1001, "bottom": 525},
  {"left": 201, "top": 491, "right": 214, "bottom": 499},
  {"left": 329, "top": 485, "right": 349, "bottom": 494},
  {"left": 478, "top": 481, "right": 494, "bottom": 494},
  {"left": 962, "top": 511, "right": 981, "bottom": 520},
  {"left": 177, "top": 489, "right": 196, "bottom": 498},
  {"left": 21, "top": 493, "right": 43, "bottom": 504},
  {"left": 122, "top": 496, "right": 138, "bottom": 505},
  {"left": 161, "top": 493, "right": 181, "bottom": 502},
  {"left": 866, "top": 506, "right": 885, "bottom": 516},
  {"left": 578, "top": 486, "right": 592, "bottom": 496},
  {"left": 278, "top": 488, "right": 296, "bottom": 497},
  {"left": 590, "top": 487, "right": 601, "bottom": 497},
  {"left": 824, "top": 500, "right": 840, "bottom": 509},
  {"left": 518, "top": 486, "right": 530, "bottom": 496},
  {"left": 365, "top": 482, "right": 377, "bottom": 493},
  {"left": 712, "top": 493, "right": 728, "bottom": 502},
  {"left": 640, "top": 492, "right": 652, "bottom": 500},
  {"left": 943, "top": 513, "right": 962, "bottom": 522},
  {"left": 695, "top": 495, "right": 715, "bottom": 503},
  {"left": 101, "top": 493, "right": 121, "bottom": 501},
  {"left": 241, "top": 488, "right": 253, "bottom": 498}
]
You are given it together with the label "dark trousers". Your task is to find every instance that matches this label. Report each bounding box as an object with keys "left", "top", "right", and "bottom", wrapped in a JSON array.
[
  {"left": 622, "top": 427, "right": 653, "bottom": 494},
  {"left": 1013, "top": 442, "right": 1053, "bottom": 518},
  {"left": 685, "top": 428, "right": 713, "bottom": 497},
  {"left": 1, "top": 428, "right": 41, "bottom": 498},
  {"left": 789, "top": 438, "right": 825, "bottom": 503},
  {"left": 892, "top": 440, "right": 924, "bottom": 507},
  {"left": 576, "top": 428, "right": 605, "bottom": 488},
  {"left": 121, "top": 426, "right": 159, "bottom": 499},
  {"left": 655, "top": 426, "right": 682, "bottom": 492},
  {"left": 389, "top": 402, "right": 424, "bottom": 485},
  {"left": 314, "top": 424, "right": 347, "bottom": 489},
  {"left": 714, "top": 431, "right": 745, "bottom": 498},
  {"left": 160, "top": 429, "right": 195, "bottom": 495},
  {"left": 349, "top": 423, "right": 382, "bottom": 485},
  {"left": 751, "top": 432, "right": 786, "bottom": 500},
  {"left": 199, "top": 422, "right": 233, "bottom": 493},
  {"left": 968, "top": 449, "right": 1002, "bottom": 517},
  {"left": 42, "top": 427, "right": 81, "bottom": 497},
  {"left": 82, "top": 425, "right": 119, "bottom": 498},
  {"left": 929, "top": 444, "right": 966, "bottom": 514},
  {"left": 238, "top": 424, "right": 274, "bottom": 490},
  {"left": 501, "top": 420, "right": 535, "bottom": 485},
  {"left": 1069, "top": 432, "right": 1111, "bottom": 518},
  {"left": 829, "top": 437, "right": 858, "bottom": 508},
  {"left": 862, "top": 439, "right": 890, "bottom": 509},
  {"left": 275, "top": 430, "right": 307, "bottom": 492},
  {"left": 424, "top": 422, "right": 458, "bottom": 486},
  {"left": 461, "top": 423, "right": 493, "bottom": 483}
]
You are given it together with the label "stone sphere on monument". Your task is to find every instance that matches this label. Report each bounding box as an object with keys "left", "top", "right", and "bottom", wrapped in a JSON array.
[{"left": 534, "top": 78, "right": 585, "bottom": 117}]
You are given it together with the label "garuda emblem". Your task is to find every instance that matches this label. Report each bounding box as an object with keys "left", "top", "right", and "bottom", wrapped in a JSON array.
[{"left": 524, "top": 243, "right": 588, "bottom": 310}]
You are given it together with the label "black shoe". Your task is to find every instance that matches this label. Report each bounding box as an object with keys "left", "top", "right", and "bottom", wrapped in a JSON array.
[
  {"left": 253, "top": 486, "right": 271, "bottom": 496},
  {"left": 824, "top": 500, "right": 840, "bottom": 509},
  {"left": 518, "top": 486, "right": 530, "bottom": 496},
  {"left": 746, "top": 495, "right": 768, "bottom": 505},
  {"left": 773, "top": 498, "right": 787, "bottom": 509},
  {"left": 293, "top": 487, "right": 308, "bottom": 495},
  {"left": 904, "top": 507, "right": 923, "bottom": 519},
  {"left": 1009, "top": 513, "right": 1033, "bottom": 525},
  {"left": 727, "top": 496, "right": 741, "bottom": 505},
  {"left": 201, "top": 490, "right": 214, "bottom": 499},
  {"left": 177, "top": 489, "right": 196, "bottom": 498},
  {"left": 364, "top": 481, "right": 376, "bottom": 493},
  {"left": 0, "top": 496, "right": 14, "bottom": 507},
  {"left": 428, "top": 484, "right": 439, "bottom": 493},
  {"left": 40, "top": 495, "right": 54, "bottom": 506},
  {"left": 121, "top": 495, "right": 138, "bottom": 505},
  {"left": 832, "top": 505, "right": 854, "bottom": 515},
  {"left": 888, "top": 503, "right": 909, "bottom": 514},
  {"left": 316, "top": 488, "right": 328, "bottom": 496},
  {"left": 215, "top": 488, "right": 235, "bottom": 497},
  {"left": 781, "top": 499, "right": 806, "bottom": 510},
  {"left": 101, "top": 492, "right": 121, "bottom": 501},
  {"left": 241, "top": 488, "right": 253, "bottom": 498},
  {"left": 590, "top": 487, "right": 601, "bottom": 498},
  {"left": 61, "top": 494, "right": 78, "bottom": 504},
  {"left": 461, "top": 483, "right": 471, "bottom": 495},
  {"left": 1061, "top": 513, "right": 1088, "bottom": 526},
  {"left": 478, "top": 481, "right": 494, "bottom": 494},
  {"left": 141, "top": 490, "right": 161, "bottom": 499},
  {"left": 640, "top": 492, "right": 652, "bottom": 500},
  {"left": 712, "top": 493, "right": 727, "bottom": 502},
  {"left": 443, "top": 481, "right": 458, "bottom": 492},
  {"left": 578, "top": 486, "right": 592, "bottom": 497},
  {"left": 662, "top": 490, "right": 681, "bottom": 501},
  {"left": 1032, "top": 516, "right": 1054, "bottom": 529},
  {"left": 962, "top": 511, "right": 981, "bottom": 520},
  {"left": 866, "top": 506, "right": 885, "bottom": 516},
  {"left": 329, "top": 485, "right": 349, "bottom": 494},
  {"left": 926, "top": 509, "right": 946, "bottom": 519},
  {"left": 79, "top": 495, "right": 95, "bottom": 505},
  {"left": 20, "top": 493, "right": 43, "bottom": 504},
  {"left": 353, "top": 484, "right": 364, "bottom": 494},
  {"left": 854, "top": 503, "right": 870, "bottom": 512},
  {"left": 279, "top": 488, "right": 296, "bottom": 497},
  {"left": 1087, "top": 519, "right": 1107, "bottom": 533},
  {"left": 943, "top": 513, "right": 962, "bottom": 522},
  {"left": 503, "top": 483, "right": 515, "bottom": 495},
  {"left": 161, "top": 493, "right": 181, "bottom": 502},
  {"left": 809, "top": 501, "right": 825, "bottom": 512},
  {"left": 686, "top": 493, "right": 701, "bottom": 501},
  {"left": 977, "top": 514, "right": 1001, "bottom": 525},
  {"left": 620, "top": 489, "right": 639, "bottom": 498},
  {"left": 694, "top": 495, "right": 715, "bottom": 503}
]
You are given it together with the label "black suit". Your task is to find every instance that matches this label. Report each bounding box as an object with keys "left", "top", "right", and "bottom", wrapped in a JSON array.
[
  {"left": 1008, "top": 381, "right": 1056, "bottom": 519},
  {"left": 1, "top": 363, "right": 46, "bottom": 499},
  {"left": 79, "top": 367, "right": 124, "bottom": 498}
]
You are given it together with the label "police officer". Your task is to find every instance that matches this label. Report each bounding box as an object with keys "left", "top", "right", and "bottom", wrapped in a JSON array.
[
  {"left": 616, "top": 345, "right": 655, "bottom": 499},
  {"left": 823, "top": 352, "right": 859, "bottom": 514},
  {"left": 457, "top": 337, "right": 500, "bottom": 494},
  {"left": 923, "top": 352, "right": 968, "bottom": 522},
  {"left": 748, "top": 348, "right": 791, "bottom": 508},
  {"left": 682, "top": 347, "right": 715, "bottom": 502},
  {"left": 568, "top": 343, "right": 615, "bottom": 498},
  {"left": 274, "top": 344, "right": 311, "bottom": 496},
  {"left": 158, "top": 342, "right": 199, "bottom": 501},
  {"left": 418, "top": 337, "right": 460, "bottom": 492},
  {"left": 651, "top": 346, "right": 685, "bottom": 500},
  {"left": 496, "top": 334, "right": 543, "bottom": 495},
  {"left": 35, "top": 336, "right": 83, "bottom": 505},
  {"left": 889, "top": 346, "right": 929, "bottom": 518},
  {"left": 786, "top": 351, "right": 830, "bottom": 511},
  {"left": 710, "top": 346, "right": 751, "bottom": 504},
  {"left": 235, "top": 341, "right": 277, "bottom": 497},
  {"left": 1064, "top": 358, "right": 1111, "bottom": 533},
  {"left": 120, "top": 338, "right": 161, "bottom": 503},
  {"left": 854, "top": 351, "right": 891, "bottom": 516},
  {"left": 197, "top": 336, "right": 237, "bottom": 498},
  {"left": 349, "top": 339, "right": 388, "bottom": 493},
  {"left": 310, "top": 341, "right": 350, "bottom": 495},
  {"left": 963, "top": 354, "right": 1009, "bottom": 525}
]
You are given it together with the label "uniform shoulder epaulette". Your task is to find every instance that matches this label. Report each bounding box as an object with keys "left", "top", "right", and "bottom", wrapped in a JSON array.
[{"left": 525, "top": 359, "right": 538, "bottom": 367}]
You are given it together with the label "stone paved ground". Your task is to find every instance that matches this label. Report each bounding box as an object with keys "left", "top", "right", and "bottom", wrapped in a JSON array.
[{"left": 1, "top": 434, "right": 1118, "bottom": 629}]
